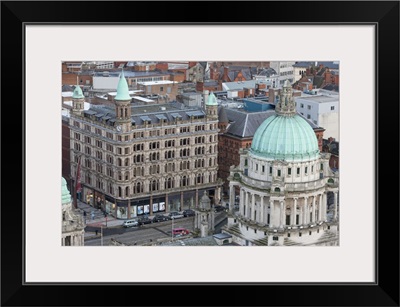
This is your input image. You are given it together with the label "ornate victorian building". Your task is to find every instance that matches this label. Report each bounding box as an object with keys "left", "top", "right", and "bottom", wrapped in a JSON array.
[
  {"left": 68, "top": 70, "right": 220, "bottom": 219},
  {"left": 224, "top": 80, "right": 339, "bottom": 246},
  {"left": 62, "top": 177, "right": 85, "bottom": 246}
]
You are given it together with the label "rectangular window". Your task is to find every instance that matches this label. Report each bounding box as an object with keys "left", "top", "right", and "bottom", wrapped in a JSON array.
[
  {"left": 297, "top": 167, "right": 300, "bottom": 175},
  {"left": 300, "top": 103, "right": 304, "bottom": 108},
  {"left": 307, "top": 114, "right": 311, "bottom": 119},
  {"left": 311, "top": 166, "right": 314, "bottom": 173},
  {"left": 321, "top": 163, "right": 324, "bottom": 170},
  {"left": 305, "top": 166, "right": 308, "bottom": 174},
  {"left": 277, "top": 170, "right": 281, "bottom": 177},
  {"left": 160, "top": 86, "right": 164, "bottom": 92},
  {"left": 288, "top": 168, "right": 291, "bottom": 175},
  {"left": 256, "top": 164, "right": 258, "bottom": 171},
  {"left": 262, "top": 165, "right": 265, "bottom": 173},
  {"left": 307, "top": 105, "right": 311, "bottom": 110},
  {"left": 269, "top": 166, "right": 272, "bottom": 174},
  {"left": 331, "top": 106, "right": 335, "bottom": 110}
]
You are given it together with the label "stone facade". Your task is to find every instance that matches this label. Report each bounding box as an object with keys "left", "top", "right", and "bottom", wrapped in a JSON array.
[
  {"left": 222, "top": 80, "right": 339, "bottom": 246},
  {"left": 68, "top": 72, "right": 220, "bottom": 219}
]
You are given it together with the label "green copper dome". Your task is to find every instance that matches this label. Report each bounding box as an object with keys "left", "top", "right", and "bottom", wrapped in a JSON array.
[
  {"left": 207, "top": 92, "right": 218, "bottom": 106},
  {"left": 250, "top": 114, "right": 319, "bottom": 162},
  {"left": 72, "top": 85, "right": 84, "bottom": 99},
  {"left": 61, "top": 177, "right": 71, "bottom": 204},
  {"left": 115, "top": 70, "right": 131, "bottom": 101}
]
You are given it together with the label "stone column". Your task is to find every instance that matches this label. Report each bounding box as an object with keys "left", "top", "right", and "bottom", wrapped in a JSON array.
[
  {"left": 251, "top": 193, "right": 255, "bottom": 221},
  {"left": 245, "top": 191, "right": 249, "bottom": 218},
  {"left": 165, "top": 193, "right": 169, "bottom": 213},
  {"left": 318, "top": 194, "right": 323, "bottom": 221},
  {"left": 279, "top": 200, "right": 284, "bottom": 228},
  {"left": 322, "top": 192, "right": 327, "bottom": 221},
  {"left": 229, "top": 183, "right": 235, "bottom": 213},
  {"left": 195, "top": 189, "right": 198, "bottom": 208},
  {"left": 299, "top": 204, "right": 303, "bottom": 225},
  {"left": 312, "top": 196, "right": 316, "bottom": 223},
  {"left": 269, "top": 199, "right": 274, "bottom": 228},
  {"left": 240, "top": 189, "right": 244, "bottom": 216},
  {"left": 292, "top": 198, "right": 297, "bottom": 225},
  {"left": 303, "top": 196, "right": 308, "bottom": 225},
  {"left": 260, "top": 195, "right": 264, "bottom": 224},
  {"left": 334, "top": 191, "right": 338, "bottom": 220}
]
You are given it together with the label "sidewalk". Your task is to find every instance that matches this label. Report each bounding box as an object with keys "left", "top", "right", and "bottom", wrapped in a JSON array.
[{"left": 77, "top": 201, "right": 123, "bottom": 240}]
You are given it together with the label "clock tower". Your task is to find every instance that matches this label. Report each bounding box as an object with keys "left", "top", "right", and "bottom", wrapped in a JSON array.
[{"left": 114, "top": 69, "right": 132, "bottom": 133}]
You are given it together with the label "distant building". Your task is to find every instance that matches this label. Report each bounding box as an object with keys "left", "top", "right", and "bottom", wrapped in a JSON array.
[
  {"left": 269, "top": 61, "right": 296, "bottom": 85},
  {"left": 295, "top": 94, "right": 340, "bottom": 141},
  {"left": 224, "top": 80, "right": 339, "bottom": 246}
]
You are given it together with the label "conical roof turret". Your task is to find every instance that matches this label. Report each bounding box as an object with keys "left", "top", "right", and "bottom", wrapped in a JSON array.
[{"left": 115, "top": 69, "right": 131, "bottom": 101}]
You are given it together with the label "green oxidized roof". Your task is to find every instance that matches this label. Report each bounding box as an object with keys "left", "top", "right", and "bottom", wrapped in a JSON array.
[
  {"left": 115, "top": 70, "right": 131, "bottom": 101},
  {"left": 250, "top": 114, "right": 319, "bottom": 162},
  {"left": 61, "top": 177, "right": 71, "bottom": 204},
  {"left": 206, "top": 92, "right": 218, "bottom": 106},
  {"left": 72, "top": 85, "right": 84, "bottom": 99}
]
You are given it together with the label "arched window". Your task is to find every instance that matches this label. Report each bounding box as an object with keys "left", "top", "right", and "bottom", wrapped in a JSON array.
[
  {"left": 118, "top": 187, "right": 122, "bottom": 197},
  {"left": 125, "top": 158, "right": 129, "bottom": 166},
  {"left": 125, "top": 186, "right": 129, "bottom": 196}
]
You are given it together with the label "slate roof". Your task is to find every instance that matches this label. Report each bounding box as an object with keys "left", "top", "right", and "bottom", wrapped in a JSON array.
[
  {"left": 293, "top": 61, "right": 339, "bottom": 70},
  {"left": 223, "top": 107, "right": 322, "bottom": 138},
  {"left": 224, "top": 108, "right": 275, "bottom": 138},
  {"left": 322, "top": 84, "right": 339, "bottom": 92},
  {"left": 256, "top": 67, "right": 277, "bottom": 77},
  {"left": 323, "top": 139, "right": 339, "bottom": 155},
  {"left": 218, "top": 106, "right": 229, "bottom": 123},
  {"left": 86, "top": 102, "right": 206, "bottom": 127}
]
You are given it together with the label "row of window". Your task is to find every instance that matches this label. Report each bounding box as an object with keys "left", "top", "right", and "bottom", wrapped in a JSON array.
[
  {"left": 73, "top": 121, "right": 218, "bottom": 140},
  {"left": 73, "top": 137, "right": 218, "bottom": 154},
  {"left": 85, "top": 173, "right": 217, "bottom": 197},
  {"left": 248, "top": 160, "right": 324, "bottom": 176}
]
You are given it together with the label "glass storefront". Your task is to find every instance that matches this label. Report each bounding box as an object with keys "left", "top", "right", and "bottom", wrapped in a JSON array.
[
  {"left": 182, "top": 191, "right": 195, "bottom": 210},
  {"left": 168, "top": 194, "right": 181, "bottom": 212}
]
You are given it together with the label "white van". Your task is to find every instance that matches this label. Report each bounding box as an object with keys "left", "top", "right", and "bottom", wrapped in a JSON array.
[{"left": 122, "top": 219, "right": 139, "bottom": 228}]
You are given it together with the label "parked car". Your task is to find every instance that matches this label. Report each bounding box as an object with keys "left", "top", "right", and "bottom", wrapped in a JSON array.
[
  {"left": 214, "top": 205, "right": 228, "bottom": 212},
  {"left": 138, "top": 215, "right": 152, "bottom": 225},
  {"left": 168, "top": 211, "right": 184, "bottom": 219},
  {"left": 152, "top": 213, "right": 171, "bottom": 223},
  {"left": 182, "top": 209, "right": 195, "bottom": 217},
  {"left": 122, "top": 219, "right": 139, "bottom": 228},
  {"left": 172, "top": 227, "right": 190, "bottom": 237}
]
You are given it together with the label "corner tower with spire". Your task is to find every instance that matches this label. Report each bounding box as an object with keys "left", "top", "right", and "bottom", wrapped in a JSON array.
[
  {"left": 114, "top": 69, "right": 132, "bottom": 133},
  {"left": 206, "top": 91, "right": 218, "bottom": 120},
  {"left": 72, "top": 81, "right": 85, "bottom": 115}
]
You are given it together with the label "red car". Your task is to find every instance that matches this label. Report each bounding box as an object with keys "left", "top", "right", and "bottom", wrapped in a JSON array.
[{"left": 172, "top": 228, "right": 190, "bottom": 237}]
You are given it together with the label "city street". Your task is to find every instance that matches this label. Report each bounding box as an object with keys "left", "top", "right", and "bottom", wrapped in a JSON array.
[{"left": 84, "top": 212, "right": 228, "bottom": 246}]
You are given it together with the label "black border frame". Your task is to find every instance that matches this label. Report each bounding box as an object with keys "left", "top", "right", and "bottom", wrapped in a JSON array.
[{"left": 1, "top": 1, "right": 399, "bottom": 306}]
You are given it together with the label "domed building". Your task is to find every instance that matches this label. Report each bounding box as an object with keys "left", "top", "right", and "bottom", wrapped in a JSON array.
[
  {"left": 62, "top": 177, "right": 85, "bottom": 246},
  {"left": 223, "top": 80, "right": 339, "bottom": 246}
]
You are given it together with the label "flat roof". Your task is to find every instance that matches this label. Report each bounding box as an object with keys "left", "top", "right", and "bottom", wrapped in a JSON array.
[
  {"left": 137, "top": 80, "right": 177, "bottom": 86},
  {"left": 295, "top": 95, "right": 339, "bottom": 103},
  {"left": 131, "top": 96, "right": 155, "bottom": 103}
]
